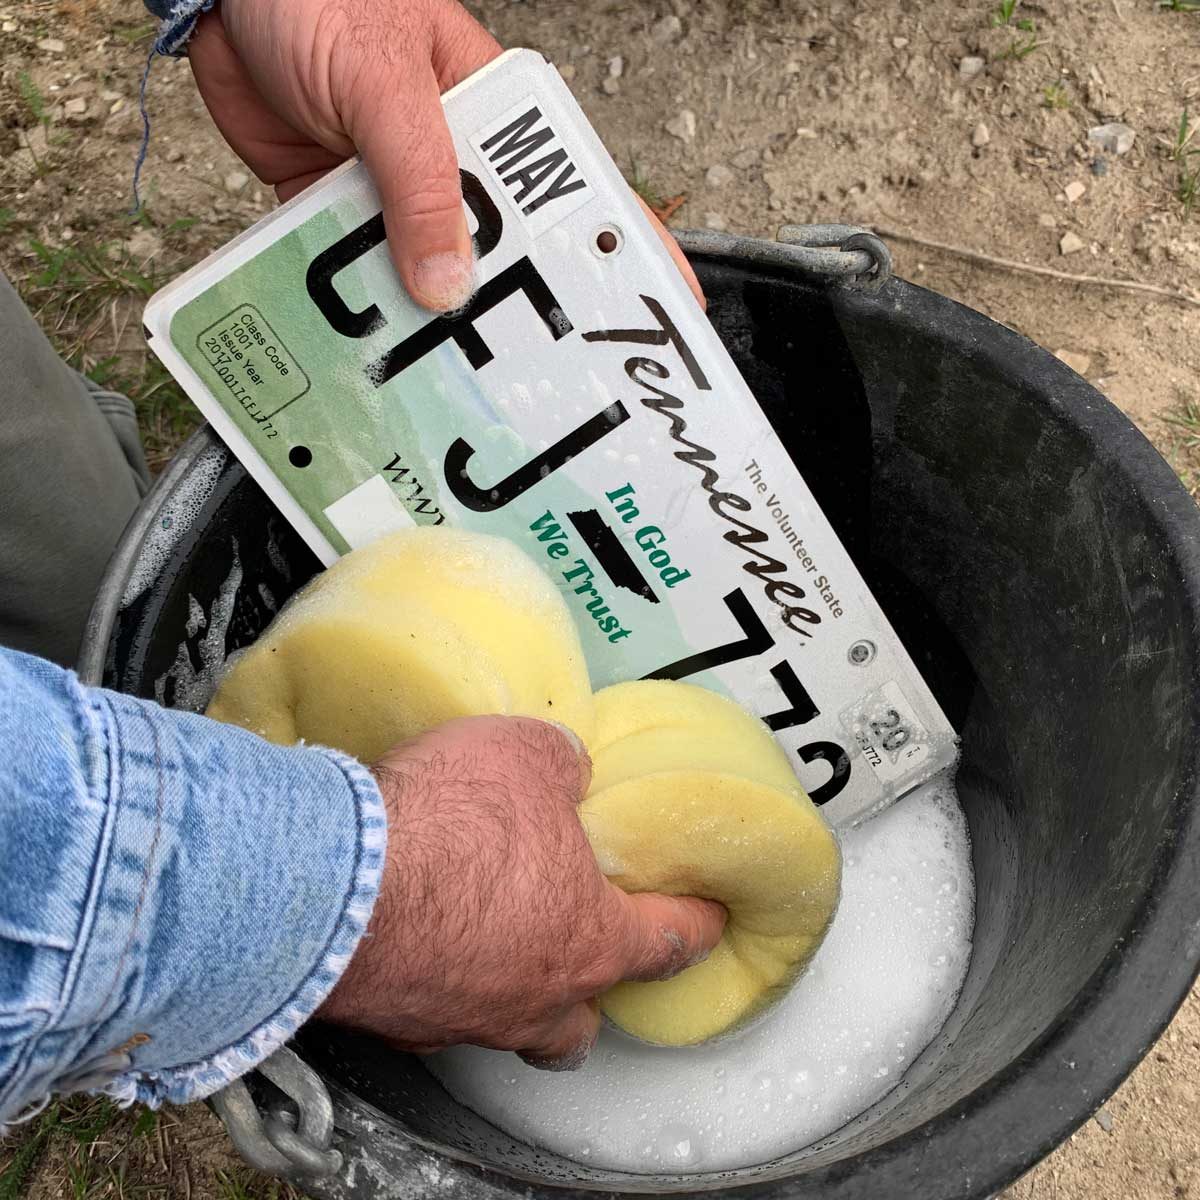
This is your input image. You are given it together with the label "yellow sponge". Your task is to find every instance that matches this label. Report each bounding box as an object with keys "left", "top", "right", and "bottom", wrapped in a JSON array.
[{"left": 207, "top": 530, "right": 841, "bottom": 1046}]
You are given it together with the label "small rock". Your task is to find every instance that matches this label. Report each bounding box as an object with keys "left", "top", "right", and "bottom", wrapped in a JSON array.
[
  {"left": 892, "top": 36, "right": 909, "bottom": 49},
  {"left": 959, "top": 56, "right": 986, "bottom": 82},
  {"left": 704, "top": 211, "right": 727, "bottom": 231},
  {"left": 652, "top": 14, "right": 682, "bottom": 40},
  {"left": 1094, "top": 1108, "right": 1115, "bottom": 1133},
  {"left": 1059, "top": 231, "right": 1086, "bottom": 255},
  {"left": 665, "top": 108, "right": 696, "bottom": 143},
  {"left": 1054, "top": 349, "right": 1091, "bottom": 376},
  {"left": 705, "top": 163, "right": 734, "bottom": 188},
  {"left": 99, "top": 89, "right": 121, "bottom": 102},
  {"left": 108, "top": 98, "right": 125, "bottom": 115},
  {"left": 1038, "top": 212, "right": 1058, "bottom": 228},
  {"left": 1091, "top": 157, "right": 1108, "bottom": 176},
  {"left": 2, "top": 20, "right": 17, "bottom": 32},
  {"left": 762, "top": 145, "right": 775, "bottom": 164},
  {"left": 557, "top": 63, "right": 576, "bottom": 82},
  {"left": 165, "top": 146, "right": 184, "bottom": 163},
  {"left": 1063, "top": 180, "right": 1086, "bottom": 203},
  {"left": 607, "top": 55, "right": 623, "bottom": 78},
  {"left": 601, "top": 76, "right": 620, "bottom": 95},
  {"left": 224, "top": 170, "right": 251, "bottom": 195},
  {"left": 36, "top": 37, "right": 65, "bottom": 53},
  {"left": 64, "top": 97, "right": 87, "bottom": 116},
  {"left": 1088, "top": 122, "right": 1135, "bottom": 155},
  {"left": 971, "top": 122, "right": 990, "bottom": 148},
  {"left": 731, "top": 147, "right": 758, "bottom": 170}
]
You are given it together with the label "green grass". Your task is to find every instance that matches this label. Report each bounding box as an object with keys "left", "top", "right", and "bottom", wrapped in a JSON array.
[
  {"left": 990, "top": 0, "right": 1042, "bottom": 57},
  {"left": 215, "top": 1168, "right": 301, "bottom": 1200},
  {"left": 0, "top": 1099, "right": 125, "bottom": 1200},
  {"left": 997, "top": 26, "right": 1044, "bottom": 59},
  {"left": 991, "top": 0, "right": 1019, "bottom": 25},
  {"left": 625, "top": 155, "right": 664, "bottom": 211},
  {"left": 1043, "top": 82, "right": 1070, "bottom": 110},
  {"left": 1163, "top": 396, "right": 1200, "bottom": 499},
  {"left": 17, "top": 70, "right": 49, "bottom": 127},
  {"left": 1170, "top": 108, "right": 1200, "bottom": 215},
  {"left": 111, "top": 20, "right": 157, "bottom": 44},
  {"left": 18, "top": 232, "right": 200, "bottom": 467},
  {"left": 1, "top": 1097, "right": 302, "bottom": 1200},
  {"left": 1157, "top": 0, "right": 1200, "bottom": 11}
]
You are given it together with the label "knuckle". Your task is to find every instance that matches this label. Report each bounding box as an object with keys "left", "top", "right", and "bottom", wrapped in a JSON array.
[{"left": 388, "top": 181, "right": 466, "bottom": 223}]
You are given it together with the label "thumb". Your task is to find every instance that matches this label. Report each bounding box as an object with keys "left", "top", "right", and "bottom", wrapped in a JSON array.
[
  {"left": 347, "top": 62, "right": 475, "bottom": 312},
  {"left": 611, "top": 887, "right": 727, "bottom": 984}
]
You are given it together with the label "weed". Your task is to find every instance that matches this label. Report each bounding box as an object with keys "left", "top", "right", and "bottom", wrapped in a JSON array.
[
  {"left": 1043, "top": 82, "right": 1070, "bottom": 110},
  {"left": 991, "top": 0, "right": 1018, "bottom": 25},
  {"left": 1157, "top": 0, "right": 1200, "bottom": 11},
  {"left": 15, "top": 234, "right": 201, "bottom": 467},
  {"left": 17, "top": 70, "right": 49, "bottom": 128},
  {"left": 625, "top": 154, "right": 663, "bottom": 210},
  {"left": 0, "top": 1104, "right": 58, "bottom": 1200},
  {"left": 216, "top": 1167, "right": 302, "bottom": 1200},
  {"left": 1163, "top": 396, "right": 1200, "bottom": 499},
  {"left": 112, "top": 20, "right": 157, "bottom": 44},
  {"left": 0, "top": 208, "right": 14, "bottom": 233},
  {"left": 997, "top": 26, "right": 1044, "bottom": 59},
  {"left": 1170, "top": 108, "right": 1200, "bottom": 215}
]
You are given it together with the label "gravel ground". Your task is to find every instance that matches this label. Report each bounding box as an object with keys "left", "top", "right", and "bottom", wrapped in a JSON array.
[{"left": 1, "top": 0, "right": 1198, "bottom": 1196}]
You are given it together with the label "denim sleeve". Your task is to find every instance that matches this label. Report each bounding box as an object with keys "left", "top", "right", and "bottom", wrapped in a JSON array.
[
  {"left": 143, "top": 0, "right": 215, "bottom": 56},
  {"left": 0, "top": 647, "right": 386, "bottom": 1125}
]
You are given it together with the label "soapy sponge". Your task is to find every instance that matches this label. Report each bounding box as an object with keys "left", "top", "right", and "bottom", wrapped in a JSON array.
[{"left": 207, "top": 528, "right": 840, "bottom": 1045}]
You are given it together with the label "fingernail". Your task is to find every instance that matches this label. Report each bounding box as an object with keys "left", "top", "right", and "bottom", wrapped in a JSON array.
[
  {"left": 411, "top": 251, "right": 475, "bottom": 311},
  {"left": 544, "top": 719, "right": 586, "bottom": 757},
  {"left": 521, "top": 1039, "right": 593, "bottom": 1073}
]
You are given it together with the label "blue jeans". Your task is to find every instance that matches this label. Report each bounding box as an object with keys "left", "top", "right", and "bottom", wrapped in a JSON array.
[{"left": 0, "top": 279, "right": 386, "bottom": 1125}]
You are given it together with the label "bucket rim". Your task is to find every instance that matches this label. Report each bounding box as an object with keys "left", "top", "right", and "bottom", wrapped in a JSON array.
[{"left": 79, "top": 234, "right": 1200, "bottom": 1199}]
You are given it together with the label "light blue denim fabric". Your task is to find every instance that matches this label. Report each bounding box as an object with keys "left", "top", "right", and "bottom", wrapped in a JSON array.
[{"left": 0, "top": 647, "right": 386, "bottom": 1126}]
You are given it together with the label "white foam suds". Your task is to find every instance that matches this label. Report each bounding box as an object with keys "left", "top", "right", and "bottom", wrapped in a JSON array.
[
  {"left": 429, "top": 775, "right": 973, "bottom": 1174},
  {"left": 121, "top": 441, "right": 229, "bottom": 607},
  {"left": 154, "top": 545, "right": 243, "bottom": 712}
]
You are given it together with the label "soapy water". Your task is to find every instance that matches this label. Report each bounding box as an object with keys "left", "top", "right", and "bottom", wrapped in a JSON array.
[
  {"left": 429, "top": 773, "right": 973, "bottom": 1174},
  {"left": 121, "top": 440, "right": 230, "bottom": 607},
  {"left": 154, "top": 544, "right": 243, "bottom": 713}
]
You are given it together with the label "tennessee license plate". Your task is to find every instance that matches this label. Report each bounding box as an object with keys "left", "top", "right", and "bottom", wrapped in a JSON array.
[{"left": 143, "top": 48, "right": 957, "bottom": 826}]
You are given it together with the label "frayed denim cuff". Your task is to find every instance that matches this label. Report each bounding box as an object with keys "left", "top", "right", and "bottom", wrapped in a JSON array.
[
  {"left": 105, "top": 744, "right": 388, "bottom": 1108},
  {"left": 0, "top": 651, "right": 385, "bottom": 1121},
  {"left": 145, "top": 0, "right": 217, "bottom": 57}
]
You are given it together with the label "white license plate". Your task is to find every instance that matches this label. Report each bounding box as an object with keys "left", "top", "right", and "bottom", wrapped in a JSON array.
[{"left": 143, "top": 49, "right": 957, "bottom": 825}]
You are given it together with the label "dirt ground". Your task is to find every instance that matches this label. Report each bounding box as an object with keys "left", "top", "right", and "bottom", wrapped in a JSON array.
[{"left": 1, "top": 0, "right": 1199, "bottom": 1197}]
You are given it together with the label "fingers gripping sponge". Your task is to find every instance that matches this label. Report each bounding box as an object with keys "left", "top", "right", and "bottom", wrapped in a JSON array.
[
  {"left": 583, "top": 682, "right": 841, "bottom": 1045},
  {"left": 207, "top": 529, "right": 841, "bottom": 1046}
]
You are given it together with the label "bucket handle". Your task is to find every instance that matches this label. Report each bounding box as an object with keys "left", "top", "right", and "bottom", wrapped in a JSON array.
[
  {"left": 675, "top": 224, "right": 893, "bottom": 293},
  {"left": 209, "top": 1046, "right": 343, "bottom": 1181}
]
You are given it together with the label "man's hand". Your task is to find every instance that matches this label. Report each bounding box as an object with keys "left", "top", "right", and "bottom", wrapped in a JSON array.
[
  {"left": 187, "top": 0, "right": 704, "bottom": 312},
  {"left": 319, "top": 716, "right": 726, "bottom": 1069}
]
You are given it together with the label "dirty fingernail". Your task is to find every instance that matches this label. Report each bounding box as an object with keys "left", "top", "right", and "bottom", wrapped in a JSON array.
[{"left": 411, "top": 251, "right": 475, "bottom": 311}]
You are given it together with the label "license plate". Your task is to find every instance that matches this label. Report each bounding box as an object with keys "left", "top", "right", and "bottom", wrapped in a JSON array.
[{"left": 143, "top": 49, "right": 956, "bottom": 825}]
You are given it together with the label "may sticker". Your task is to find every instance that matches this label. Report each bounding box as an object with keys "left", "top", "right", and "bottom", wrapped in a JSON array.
[{"left": 470, "top": 95, "right": 595, "bottom": 237}]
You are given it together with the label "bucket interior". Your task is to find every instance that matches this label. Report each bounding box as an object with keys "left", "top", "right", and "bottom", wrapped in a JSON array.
[{"left": 93, "top": 255, "right": 1200, "bottom": 1195}]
